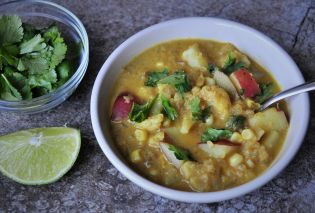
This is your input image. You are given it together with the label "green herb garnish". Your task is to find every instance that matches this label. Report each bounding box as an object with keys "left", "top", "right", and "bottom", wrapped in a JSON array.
[
  {"left": 223, "top": 52, "right": 236, "bottom": 69},
  {"left": 255, "top": 83, "right": 273, "bottom": 104},
  {"left": 168, "top": 144, "right": 191, "bottom": 160},
  {"left": 129, "top": 97, "right": 155, "bottom": 122},
  {"left": 201, "top": 128, "right": 233, "bottom": 142},
  {"left": 0, "top": 15, "right": 73, "bottom": 101},
  {"left": 189, "top": 97, "right": 202, "bottom": 120},
  {"left": 226, "top": 115, "right": 246, "bottom": 131},
  {"left": 145, "top": 69, "right": 169, "bottom": 87},
  {"left": 222, "top": 52, "right": 246, "bottom": 75},
  {"left": 189, "top": 97, "right": 211, "bottom": 122},
  {"left": 160, "top": 95, "right": 178, "bottom": 121},
  {"left": 158, "top": 71, "right": 192, "bottom": 97}
]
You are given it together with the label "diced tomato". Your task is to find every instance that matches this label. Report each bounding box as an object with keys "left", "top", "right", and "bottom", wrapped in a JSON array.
[
  {"left": 213, "top": 139, "right": 240, "bottom": 146},
  {"left": 230, "top": 68, "right": 260, "bottom": 98},
  {"left": 111, "top": 92, "right": 137, "bottom": 121}
]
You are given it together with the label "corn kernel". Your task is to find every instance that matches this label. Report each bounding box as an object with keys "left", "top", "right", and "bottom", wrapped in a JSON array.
[
  {"left": 230, "top": 132, "right": 243, "bottom": 143},
  {"left": 245, "top": 98, "right": 260, "bottom": 110},
  {"left": 130, "top": 149, "right": 142, "bottom": 163},
  {"left": 241, "top": 129, "right": 257, "bottom": 141},
  {"left": 205, "top": 77, "right": 216, "bottom": 86},
  {"left": 246, "top": 159, "right": 255, "bottom": 168},
  {"left": 229, "top": 153, "right": 244, "bottom": 167},
  {"left": 156, "top": 62, "right": 164, "bottom": 67},
  {"left": 134, "top": 129, "right": 148, "bottom": 142}
]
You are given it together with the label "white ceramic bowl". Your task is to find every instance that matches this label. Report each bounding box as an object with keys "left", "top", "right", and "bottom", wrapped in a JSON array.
[{"left": 91, "top": 17, "right": 310, "bottom": 203}]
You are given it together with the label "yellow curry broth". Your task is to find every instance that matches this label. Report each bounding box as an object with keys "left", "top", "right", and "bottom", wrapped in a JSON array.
[{"left": 109, "top": 39, "right": 288, "bottom": 192}]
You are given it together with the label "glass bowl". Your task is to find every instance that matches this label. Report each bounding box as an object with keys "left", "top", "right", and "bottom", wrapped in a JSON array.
[{"left": 0, "top": 0, "right": 89, "bottom": 114}]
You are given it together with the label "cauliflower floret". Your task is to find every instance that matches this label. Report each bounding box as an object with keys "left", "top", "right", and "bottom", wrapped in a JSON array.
[
  {"left": 199, "top": 85, "right": 231, "bottom": 126},
  {"left": 134, "top": 114, "right": 164, "bottom": 132},
  {"left": 182, "top": 44, "right": 208, "bottom": 71},
  {"left": 148, "top": 131, "right": 165, "bottom": 148}
]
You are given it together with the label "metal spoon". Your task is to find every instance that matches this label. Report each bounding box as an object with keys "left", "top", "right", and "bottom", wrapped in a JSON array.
[{"left": 260, "top": 79, "right": 315, "bottom": 110}]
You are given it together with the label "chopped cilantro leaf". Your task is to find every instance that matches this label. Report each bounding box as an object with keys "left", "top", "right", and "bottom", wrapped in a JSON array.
[
  {"left": 207, "top": 63, "right": 217, "bottom": 73},
  {"left": 21, "top": 56, "right": 49, "bottom": 75},
  {"left": 49, "top": 42, "right": 67, "bottom": 70},
  {"left": 255, "top": 83, "right": 273, "bottom": 104},
  {"left": 201, "top": 106, "right": 211, "bottom": 123},
  {"left": 222, "top": 51, "right": 246, "bottom": 75},
  {"left": 158, "top": 71, "right": 192, "bottom": 97},
  {"left": 0, "top": 15, "right": 23, "bottom": 46},
  {"left": 0, "top": 74, "right": 22, "bottom": 101},
  {"left": 224, "top": 61, "right": 245, "bottom": 75},
  {"left": 226, "top": 115, "right": 246, "bottom": 131},
  {"left": 201, "top": 128, "right": 233, "bottom": 142},
  {"left": 223, "top": 52, "right": 236, "bottom": 69},
  {"left": 20, "top": 34, "right": 46, "bottom": 54},
  {"left": 189, "top": 97, "right": 211, "bottom": 122},
  {"left": 145, "top": 69, "right": 169, "bottom": 87},
  {"left": 189, "top": 97, "right": 202, "bottom": 120},
  {"left": 129, "top": 98, "right": 155, "bottom": 122},
  {"left": 168, "top": 144, "right": 191, "bottom": 160},
  {"left": 161, "top": 95, "right": 178, "bottom": 121}
]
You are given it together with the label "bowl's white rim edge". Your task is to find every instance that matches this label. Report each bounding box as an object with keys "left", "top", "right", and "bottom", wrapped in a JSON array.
[{"left": 90, "top": 17, "right": 310, "bottom": 203}]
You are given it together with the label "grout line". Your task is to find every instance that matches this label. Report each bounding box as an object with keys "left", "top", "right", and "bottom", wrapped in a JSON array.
[{"left": 290, "top": 7, "right": 311, "bottom": 52}]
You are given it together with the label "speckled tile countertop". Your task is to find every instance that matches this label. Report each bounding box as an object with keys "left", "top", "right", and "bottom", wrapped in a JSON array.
[{"left": 1, "top": 0, "right": 315, "bottom": 212}]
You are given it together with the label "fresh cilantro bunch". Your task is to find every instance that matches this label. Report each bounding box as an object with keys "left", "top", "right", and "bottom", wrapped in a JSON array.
[{"left": 0, "top": 15, "right": 73, "bottom": 101}]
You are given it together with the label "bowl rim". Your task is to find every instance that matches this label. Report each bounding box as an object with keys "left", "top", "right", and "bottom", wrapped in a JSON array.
[
  {"left": 0, "top": 0, "right": 89, "bottom": 107},
  {"left": 91, "top": 17, "right": 310, "bottom": 203}
]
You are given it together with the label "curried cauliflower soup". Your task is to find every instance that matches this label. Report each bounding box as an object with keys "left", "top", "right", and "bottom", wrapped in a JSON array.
[{"left": 109, "top": 39, "right": 289, "bottom": 192}]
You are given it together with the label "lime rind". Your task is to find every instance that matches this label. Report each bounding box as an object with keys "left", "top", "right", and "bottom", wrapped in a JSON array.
[{"left": 0, "top": 127, "right": 81, "bottom": 185}]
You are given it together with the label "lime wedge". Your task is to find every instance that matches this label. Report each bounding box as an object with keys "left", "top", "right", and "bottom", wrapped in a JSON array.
[{"left": 0, "top": 127, "right": 80, "bottom": 185}]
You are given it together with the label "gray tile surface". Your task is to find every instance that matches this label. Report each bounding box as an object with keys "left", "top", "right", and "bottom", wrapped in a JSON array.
[{"left": 1, "top": 0, "right": 315, "bottom": 212}]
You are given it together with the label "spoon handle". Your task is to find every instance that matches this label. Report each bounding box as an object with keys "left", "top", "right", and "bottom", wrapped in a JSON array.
[{"left": 261, "top": 79, "right": 315, "bottom": 110}]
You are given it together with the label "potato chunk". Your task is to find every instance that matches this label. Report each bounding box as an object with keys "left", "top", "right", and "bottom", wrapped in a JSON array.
[
  {"left": 135, "top": 114, "right": 164, "bottom": 132},
  {"left": 248, "top": 108, "right": 288, "bottom": 132},
  {"left": 182, "top": 44, "right": 208, "bottom": 71}
]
